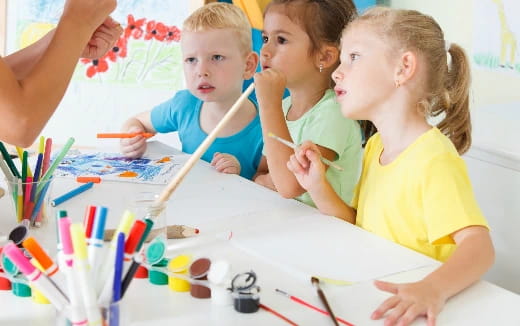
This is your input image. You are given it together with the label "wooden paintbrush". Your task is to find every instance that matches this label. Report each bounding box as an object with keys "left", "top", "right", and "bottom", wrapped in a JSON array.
[{"left": 311, "top": 276, "right": 339, "bottom": 326}]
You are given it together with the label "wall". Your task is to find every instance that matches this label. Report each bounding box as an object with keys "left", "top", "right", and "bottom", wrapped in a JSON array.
[{"left": 390, "top": 0, "right": 520, "bottom": 293}]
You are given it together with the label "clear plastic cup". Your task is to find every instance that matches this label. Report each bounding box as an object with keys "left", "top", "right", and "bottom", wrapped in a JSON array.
[
  {"left": 5, "top": 177, "right": 53, "bottom": 228},
  {"left": 131, "top": 192, "right": 167, "bottom": 243},
  {"left": 55, "top": 300, "right": 128, "bottom": 326}
]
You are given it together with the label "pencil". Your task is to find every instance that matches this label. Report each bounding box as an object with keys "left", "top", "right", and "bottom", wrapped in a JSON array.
[
  {"left": 259, "top": 303, "right": 299, "bottom": 326},
  {"left": 275, "top": 289, "right": 353, "bottom": 326},
  {"left": 96, "top": 132, "right": 155, "bottom": 139},
  {"left": 267, "top": 132, "right": 343, "bottom": 171},
  {"left": 103, "top": 224, "right": 199, "bottom": 242}
]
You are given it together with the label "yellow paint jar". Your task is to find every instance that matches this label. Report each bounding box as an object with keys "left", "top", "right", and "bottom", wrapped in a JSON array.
[{"left": 168, "top": 255, "right": 191, "bottom": 292}]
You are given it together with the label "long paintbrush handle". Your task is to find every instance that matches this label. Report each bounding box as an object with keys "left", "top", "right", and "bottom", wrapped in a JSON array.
[{"left": 154, "top": 83, "right": 255, "bottom": 210}]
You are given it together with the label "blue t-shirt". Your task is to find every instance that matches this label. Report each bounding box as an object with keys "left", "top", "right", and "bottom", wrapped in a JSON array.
[{"left": 150, "top": 90, "right": 263, "bottom": 180}]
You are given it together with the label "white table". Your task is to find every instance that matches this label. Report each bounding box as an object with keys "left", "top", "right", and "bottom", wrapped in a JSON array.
[{"left": 1, "top": 142, "right": 519, "bottom": 325}]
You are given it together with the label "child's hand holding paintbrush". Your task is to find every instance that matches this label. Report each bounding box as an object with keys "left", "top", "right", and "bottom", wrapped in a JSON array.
[{"left": 268, "top": 132, "right": 343, "bottom": 171}]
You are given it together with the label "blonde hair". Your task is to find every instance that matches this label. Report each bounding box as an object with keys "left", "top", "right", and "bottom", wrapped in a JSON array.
[
  {"left": 351, "top": 7, "right": 472, "bottom": 154},
  {"left": 184, "top": 3, "right": 253, "bottom": 55}
]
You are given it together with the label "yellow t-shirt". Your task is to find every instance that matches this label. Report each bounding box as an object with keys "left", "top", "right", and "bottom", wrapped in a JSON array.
[{"left": 352, "top": 128, "right": 488, "bottom": 262}]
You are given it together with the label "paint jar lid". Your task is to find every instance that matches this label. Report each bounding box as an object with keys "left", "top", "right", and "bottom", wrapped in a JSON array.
[
  {"left": 0, "top": 273, "right": 11, "bottom": 291},
  {"left": 168, "top": 254, "right": 191, "bottom": 272},
  {"left": 146, "top": 237, "right": 166, "bottom": 265},
  {"left": 12, "top": 281, "right": 31, "bottom": 297},
  {"left": 208, "top": 260, "right": 231, "bottom": 285},
  {"left": 189, "top": 258, "right": 211, "bottom": 279},
  {"left": 149, "top": 261, "right": 169, "bottom": 285},
  {"left": 8, "top": 225, "right": 28, "bottom": 246},
  {"left": 134, "top": 265, "right": 148, "bottom": 279},
  {"left": 1, "top": 254, "right": 19, "bottom": 276}
]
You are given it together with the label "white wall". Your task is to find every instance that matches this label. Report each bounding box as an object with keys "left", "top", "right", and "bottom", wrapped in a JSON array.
[
  {"left": 464, "top": 150, "right": 520, "bottom": 293},
  {"left": 389, "top": 0, "right": 520, "bottom": 293}
]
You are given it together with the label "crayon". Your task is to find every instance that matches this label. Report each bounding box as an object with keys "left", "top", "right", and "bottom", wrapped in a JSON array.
[{"left": 0, "top": 142, "right": 20, "bottom": 178}]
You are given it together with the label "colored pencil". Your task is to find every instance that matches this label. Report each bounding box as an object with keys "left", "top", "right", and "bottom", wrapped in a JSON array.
[
  {"left": 96, "top": 132, "right": 155, "bottom": 139},
  {"left": 275, "top": 289, "right": 353, "bottom": 326},
  {"left": 267, "top": 132, "right": 344, "bottom": 171}
]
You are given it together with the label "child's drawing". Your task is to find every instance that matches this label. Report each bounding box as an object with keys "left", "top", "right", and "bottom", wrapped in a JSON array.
[
  {"left": 54, "top": 150, "right": 188, "bottom": 184},
  {"left": 473, "top": 0, "right": 519, "bottom": 73}
]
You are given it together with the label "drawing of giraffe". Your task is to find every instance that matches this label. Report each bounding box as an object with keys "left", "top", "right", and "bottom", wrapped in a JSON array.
[{"left": 491, "top": 0, "right": 517, "bottom": 69}]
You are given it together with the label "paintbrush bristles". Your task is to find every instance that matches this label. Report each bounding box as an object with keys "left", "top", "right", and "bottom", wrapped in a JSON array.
[{"left": 311, "top": 276, "right": 339, "bottom": 326}]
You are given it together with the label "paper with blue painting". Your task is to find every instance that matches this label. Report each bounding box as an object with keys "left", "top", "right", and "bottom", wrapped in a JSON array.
[{"left": 54, "top": 149, "right": 188, "bottom": 184}]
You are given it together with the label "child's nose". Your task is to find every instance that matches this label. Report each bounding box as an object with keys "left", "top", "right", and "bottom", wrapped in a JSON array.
[{"left": 197, "top": 63, "right": 210, "bottom": 77}]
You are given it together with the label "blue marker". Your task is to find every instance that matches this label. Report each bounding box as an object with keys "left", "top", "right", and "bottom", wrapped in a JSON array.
[
  {"left": 113, "top": 232, "right": 125, "bottom": 302},
  {"left": 51, "top": 182, "right": 94, "bottom": 207}
]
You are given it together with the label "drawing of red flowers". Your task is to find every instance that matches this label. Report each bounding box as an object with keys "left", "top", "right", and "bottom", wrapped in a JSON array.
[
  {"left": 125, "top": 14, "right": 146, "bottom": 40},
  {"left": 106, "top": 37, "right": 128, "bottom": 62},
  {"left": 81, "top": 57, "right": 109, "bottom": 78},
  {"left": 165, "top": 25, "right": 181, "bottom": 42},
  {"left": 144, "top": 21, "right": 168, "bottom": 41}
]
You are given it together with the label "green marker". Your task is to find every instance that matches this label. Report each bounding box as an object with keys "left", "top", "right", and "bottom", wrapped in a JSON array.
[{"left": 37, "top": 137, "right": 75, "bottom": 194}]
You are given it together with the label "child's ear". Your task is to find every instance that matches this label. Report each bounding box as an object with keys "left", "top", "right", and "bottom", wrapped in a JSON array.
[
  {"left": 243, "top": 52, "right": 259, "bottom": 79},
  {"left": 395, "top": 51, "right": 417, "bottom": 87},
  {"left": 317, "top": 45, "right": 339, "bottom": 71}
]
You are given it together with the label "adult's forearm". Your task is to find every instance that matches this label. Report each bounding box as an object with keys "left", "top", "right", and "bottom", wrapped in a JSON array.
[
  {"left": 3, "top": 19, "right": 93, "bottom": 146},
  {"left": 4, "top": 30, "right": 56, "bottom": 80}
]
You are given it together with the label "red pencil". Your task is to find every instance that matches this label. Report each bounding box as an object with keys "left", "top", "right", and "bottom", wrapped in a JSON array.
[
  {"left": 275, "top": 289, "right": 354, "bottom": 326},
  {"left": 259, "top": 303, "right": 299, "bottom": 326}
]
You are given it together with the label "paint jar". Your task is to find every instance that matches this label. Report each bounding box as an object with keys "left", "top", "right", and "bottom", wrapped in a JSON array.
[
  {"left": 168, "top": 254, "right": 191, "bottom": 292},
  {"left": 131, "top": 192, "right": 167, "bottom": 243},
  {"left": 189, "top": 258, "right": 212, "bottom": 299},
  {"left": 207, "top": 260, "right": 232, "bottom": 305},
  {"left": 55, "top": 299, "right": 129, "bottom": 326},
  {"left": 230, "top": 271, "right": 260, "bottom": 313},
  {"left": 149, "top": 258, "right": 169, "bottom": 285},
  {"left": 6, "top": 177, "right": 53, "bottom": 228}
]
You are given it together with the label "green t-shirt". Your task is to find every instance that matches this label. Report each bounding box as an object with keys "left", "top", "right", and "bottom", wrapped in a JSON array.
[{"left": 283, "top": 89, "right": 362, "bottom": 207}]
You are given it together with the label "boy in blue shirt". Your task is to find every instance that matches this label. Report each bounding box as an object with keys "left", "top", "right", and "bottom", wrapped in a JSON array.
[{"left": 120, "top": 3, "right": 263, "bottom": 180}]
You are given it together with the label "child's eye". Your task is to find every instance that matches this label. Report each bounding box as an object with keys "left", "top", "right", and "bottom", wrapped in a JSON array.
[
  {"left": 262, "top": 35, "right": 268, "bottom": 43},
  {"left": 277, "top": 36, "right": 287, "bottom": 44},
  {"left": 185, "top": 57, "right": 196, "bottom": 64},
  {"left": 350, "top": 53, "right": 360, "bottom": 61},
  {"left": 212, "top": 55, "right": 224, "bottom": 61}
]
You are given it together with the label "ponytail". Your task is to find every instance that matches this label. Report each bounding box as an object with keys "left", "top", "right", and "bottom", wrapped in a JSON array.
[{"left": 436, "top": 43, "right": 472, "bottom": 154}]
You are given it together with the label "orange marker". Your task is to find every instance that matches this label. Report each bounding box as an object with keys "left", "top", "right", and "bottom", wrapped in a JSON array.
[
  {"left": 96, "top": 132, "right": 154, "bottom": 139},
  {"left": 76, "top": 176, "right": 101, "bottom": 183},
  {"left": 22, "top": 237, "right": 59, "bottom": 277}
]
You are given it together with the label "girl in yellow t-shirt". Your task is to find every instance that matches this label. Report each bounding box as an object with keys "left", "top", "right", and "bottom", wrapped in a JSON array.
[{"left": 287, "top": 7, "right": 494, "bottom": 326}]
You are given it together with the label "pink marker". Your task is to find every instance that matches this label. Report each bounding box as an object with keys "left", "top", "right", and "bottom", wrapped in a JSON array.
[
  {"left": 42, "top": 138, "right": 52, "bottom": 175},
  {"left": 3, "top": 243, "right": 69, "bottom": 310},
  {"left": 58, "top": 214, "right": 88, "bottom": 326}
]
